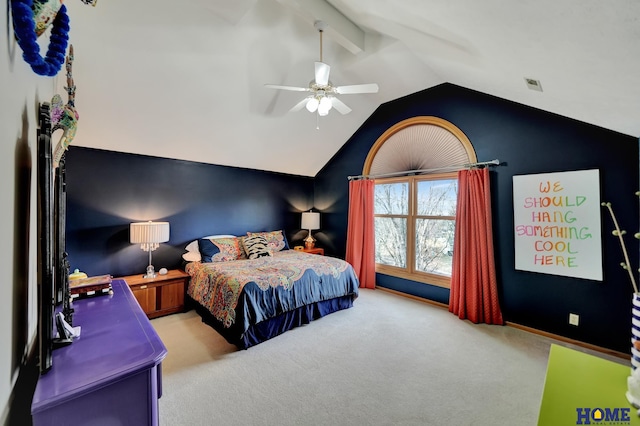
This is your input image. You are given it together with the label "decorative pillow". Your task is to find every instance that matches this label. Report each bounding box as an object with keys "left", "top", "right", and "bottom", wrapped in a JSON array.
[
  {"left": 182, "top": 251, "right": 201, "bottom": 262},
  {"left": 236, "top": 236, "right": 248, "bottom": 259},
  {"left": 185, "top": 240, "right": 200, "bottom": 254},
  {"left": 185, "top": 234, "right": 235, "bottom": 254},
  {"left": 246, "top": 230, "right": 289, "bottom": 252},
  {"left": 198, "top": 237, "right": 244, "bottom": 262},
  {"left": 242, "top": 235, "right": 272, "bottom": 259}
]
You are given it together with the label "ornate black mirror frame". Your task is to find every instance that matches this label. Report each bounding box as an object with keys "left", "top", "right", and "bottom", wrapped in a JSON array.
[
  {"left": 37, "top": 102, "right": 71, "bottom": 374},
  {"left": 37, "top": 103, "right": 54, "bottom": 374}
]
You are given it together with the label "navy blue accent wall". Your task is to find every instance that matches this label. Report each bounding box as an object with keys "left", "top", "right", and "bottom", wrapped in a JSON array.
[
  {"left": 65, "top": 83, "right": 638, "bottom": 353},
  {"left": 315, "top": 83, "right": 639, "bottom": 353},
  {"left": 65, "top": 148, "right": 313, "bottom": 278}
]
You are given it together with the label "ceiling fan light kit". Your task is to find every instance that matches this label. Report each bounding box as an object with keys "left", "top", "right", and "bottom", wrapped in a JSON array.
[
  {"left": 306, "top": 97, "right": 320, "bottom": 112},
  {"left": 265, "top": 20, "right": 378, "bottom": 120}
]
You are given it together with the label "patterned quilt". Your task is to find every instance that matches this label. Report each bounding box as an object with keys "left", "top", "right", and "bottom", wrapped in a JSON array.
[{"left": 186, "top": 250, "right": 359, "bottom": 329}]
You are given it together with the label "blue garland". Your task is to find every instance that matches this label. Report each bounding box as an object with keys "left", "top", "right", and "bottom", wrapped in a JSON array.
[{"left": 11, "top": 0, "right": 70, "bottom": 76}]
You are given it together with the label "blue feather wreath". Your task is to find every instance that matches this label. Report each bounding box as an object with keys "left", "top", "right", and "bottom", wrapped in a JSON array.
[{"left": 11, "top": 0, "right": 70, "bottom": 77}]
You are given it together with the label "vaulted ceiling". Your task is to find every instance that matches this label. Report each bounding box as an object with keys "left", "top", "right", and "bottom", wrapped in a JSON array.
[{"left": 58, "top": 0, "right": 640, "bottom": 177}]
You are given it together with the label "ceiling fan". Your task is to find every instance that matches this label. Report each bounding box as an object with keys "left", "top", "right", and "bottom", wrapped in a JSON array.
[{"left": 265, "top": 20, "right": 379, "bottom": 117}]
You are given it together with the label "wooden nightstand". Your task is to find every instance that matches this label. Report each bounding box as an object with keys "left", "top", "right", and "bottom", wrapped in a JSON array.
[
  {"left": 118, "top": 269, "right": 189, "bottom": 319},
  {"left": 302, "top": 247, "right": 324, "bottom": 255}
]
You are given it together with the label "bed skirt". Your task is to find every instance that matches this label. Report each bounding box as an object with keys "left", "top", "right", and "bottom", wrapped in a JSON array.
[{"left": 188, "top": 295, "right": 354, "bottom": 349}]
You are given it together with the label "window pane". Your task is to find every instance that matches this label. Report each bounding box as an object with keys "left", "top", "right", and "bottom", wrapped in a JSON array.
[
  {"left": 415, "top": 219, "right": 455, "bottom": 275},
  {"left": 375, "top": 217, "right": 406, "bottom": 267},
  {"left": 416, "top": 179, "right": 457, "bottom": 216},
  {"left": 375, "top": 183, "right": 408, "bottom": 215}
]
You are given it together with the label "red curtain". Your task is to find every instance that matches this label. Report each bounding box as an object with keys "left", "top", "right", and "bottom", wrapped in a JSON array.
[
  {"left": 449, "top": 168, "right": 503, "bottom": 324},
  {"left": 346, "top": 179, "right": 376, "bottom": 289}
]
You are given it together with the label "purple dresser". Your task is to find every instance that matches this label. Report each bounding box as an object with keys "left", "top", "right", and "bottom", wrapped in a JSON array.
[{"left": 31, "top": 279, "right": 168, "bottom": 426}]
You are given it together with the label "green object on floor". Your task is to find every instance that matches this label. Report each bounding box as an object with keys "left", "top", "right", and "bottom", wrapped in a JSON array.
[{"left": 538, "top": 344, "right": 638, "bottom": 425}]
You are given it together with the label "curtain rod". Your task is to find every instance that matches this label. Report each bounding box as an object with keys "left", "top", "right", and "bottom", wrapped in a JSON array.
[{"left": 347, "top": 159, "right": 501, "bottom": 181}]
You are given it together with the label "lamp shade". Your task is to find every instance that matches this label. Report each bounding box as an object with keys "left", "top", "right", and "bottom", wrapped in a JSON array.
[
  {"left": 130, "top": 221, "right": 170, "bottom": 244},
  {"left": 301, "top": 212, "right": 320, "bottom": 230}
]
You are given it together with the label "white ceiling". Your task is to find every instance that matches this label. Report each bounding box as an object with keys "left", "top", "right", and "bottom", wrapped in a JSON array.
[{"left": 57, "top": 0, "right": 640, "bottom": 177}]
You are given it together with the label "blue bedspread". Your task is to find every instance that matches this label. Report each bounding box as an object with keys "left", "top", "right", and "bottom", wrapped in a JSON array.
[{"left": 186, "top": 250, "right": 359, "bottom": 347}]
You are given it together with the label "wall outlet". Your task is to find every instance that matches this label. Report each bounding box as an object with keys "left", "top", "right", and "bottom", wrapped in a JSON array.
[{"left": 569, "top": 313, "right": 580, "bottom": 326}]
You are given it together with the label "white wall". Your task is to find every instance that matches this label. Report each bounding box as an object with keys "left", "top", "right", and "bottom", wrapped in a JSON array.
[{"left": 1, "top": 5, "right": 56, "bottom": 423}]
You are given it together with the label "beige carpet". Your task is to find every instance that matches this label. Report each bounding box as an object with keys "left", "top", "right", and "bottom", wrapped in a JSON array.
[{"left": 151, "top": 288, "right": 625, "bottom": 426}]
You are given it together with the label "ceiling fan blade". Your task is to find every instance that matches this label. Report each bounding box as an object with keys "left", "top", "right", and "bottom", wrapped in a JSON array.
[
  {"left": 289, "top": 97, "right": 310, "bottom": 112},
  {"left": 315, "top": 62, "right": 330, "bottom": 86},
  {"left": 264, "top": 84, "right": 310, "bottom": 92},
  {"left": 330, "top": 97, "right": 352, "bottom": 115},
  {"left": 335, "top": 83, "right": 379, "bottom": 94}
]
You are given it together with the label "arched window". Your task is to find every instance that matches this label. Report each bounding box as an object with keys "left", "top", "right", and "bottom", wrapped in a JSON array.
[{"left": 363, "top": 116, "right": 477, "bottom": 288}]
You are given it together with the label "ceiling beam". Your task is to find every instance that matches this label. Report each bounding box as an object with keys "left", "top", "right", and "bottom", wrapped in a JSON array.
[{"left": 276, "top": 0, "right": 365, "bottom": 54}]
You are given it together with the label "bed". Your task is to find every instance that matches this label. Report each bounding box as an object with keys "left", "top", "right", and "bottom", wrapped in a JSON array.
[{"left": 183, "top": 232, "right": 360, "bottom": 349}]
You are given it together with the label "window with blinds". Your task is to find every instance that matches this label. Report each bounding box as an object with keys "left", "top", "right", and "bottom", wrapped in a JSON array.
[{"left": 363, "top": 117, "right": 477, "bottom": 288}]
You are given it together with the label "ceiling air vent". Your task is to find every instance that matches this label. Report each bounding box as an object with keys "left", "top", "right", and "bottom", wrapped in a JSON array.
[{"left": 524, "top": 78, "right": 543, "bottom": 92}]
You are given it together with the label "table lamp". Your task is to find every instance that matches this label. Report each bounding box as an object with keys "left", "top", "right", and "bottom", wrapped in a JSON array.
[
  {"left": 130, "top": 221, "right": 170, "bottom": 278},
  {"left": 301, "top": 211, "right": 320, "bottom": 249}
]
